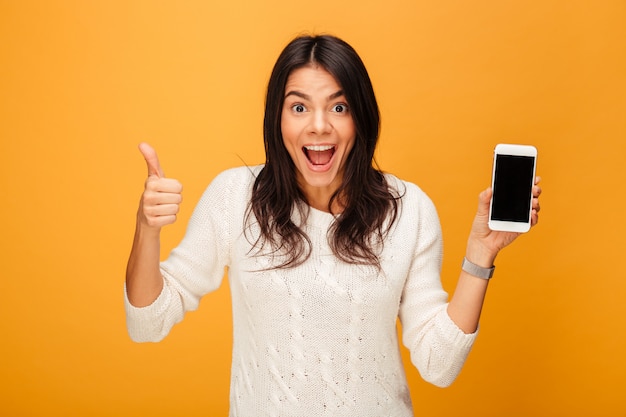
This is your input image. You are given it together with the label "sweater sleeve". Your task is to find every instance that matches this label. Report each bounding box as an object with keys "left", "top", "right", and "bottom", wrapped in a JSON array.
[
  {"left": 397, "top": 184, "right": 477, "bottom": 387},
  {"left": 125, "top": 168, "right": 245, "bottom": 342}
]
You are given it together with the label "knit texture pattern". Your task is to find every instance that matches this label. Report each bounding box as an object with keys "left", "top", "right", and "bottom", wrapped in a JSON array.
[{"left": 125, "top": 166, "right": 477, "bottom": 417}]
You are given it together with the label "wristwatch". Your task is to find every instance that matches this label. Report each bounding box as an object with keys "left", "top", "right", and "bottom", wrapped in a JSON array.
[{"left": 461, "top": 257, "right": 495, "bottom": 280}]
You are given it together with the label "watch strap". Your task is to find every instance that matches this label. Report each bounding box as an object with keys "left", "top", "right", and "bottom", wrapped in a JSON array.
[{"left": 461, "top": 257, "right": 495, "bottom": 279}]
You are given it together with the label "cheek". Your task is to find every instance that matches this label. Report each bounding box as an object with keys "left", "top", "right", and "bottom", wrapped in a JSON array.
[
  {"left": 280, "top": 125, "right": 300, "bottom": 162},
  {"left": 280, "top": 127, "right": 294, "bottom": 151},
  {"left": 341, "top": 121, "right": 357, "bottom": 151},
  {"left": 280, "top": 113, "right": 296, "bottom": 145}
]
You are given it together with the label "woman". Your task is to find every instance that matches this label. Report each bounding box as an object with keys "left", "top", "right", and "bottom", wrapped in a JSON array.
[{"left": 125, "top": 34, "right": 541, "bottom": 416}]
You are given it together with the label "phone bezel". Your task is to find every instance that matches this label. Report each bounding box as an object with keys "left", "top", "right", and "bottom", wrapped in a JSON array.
[{"left": 488, "top": 144, "right": 537, "bottom": 233}]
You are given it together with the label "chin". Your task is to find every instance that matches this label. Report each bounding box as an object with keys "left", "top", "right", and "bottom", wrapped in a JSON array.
[
  {"left": 298, "top": 166, "right": 342, "bottom": 190},
  {"left": 302, "top": 172, "right": 335, "bottom": 187}
]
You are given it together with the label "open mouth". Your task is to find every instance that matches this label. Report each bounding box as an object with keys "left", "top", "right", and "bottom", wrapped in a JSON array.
[{"left": 303, "top": 145, "right": 335, "bottom": 166}]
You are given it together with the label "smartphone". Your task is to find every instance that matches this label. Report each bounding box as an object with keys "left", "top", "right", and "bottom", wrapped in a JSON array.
[{"left": 488, "top": 144, "right": 537, "bottom": 233}]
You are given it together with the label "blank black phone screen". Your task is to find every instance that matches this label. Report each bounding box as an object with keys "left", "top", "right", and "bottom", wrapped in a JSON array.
[{"left": 491, "top": 155, "right": 535, "bottom": 222}]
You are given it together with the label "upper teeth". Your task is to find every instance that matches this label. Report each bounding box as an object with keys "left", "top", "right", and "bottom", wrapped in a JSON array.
[{"left": 304, "top": 145, "right": 334, "bottom": 151}]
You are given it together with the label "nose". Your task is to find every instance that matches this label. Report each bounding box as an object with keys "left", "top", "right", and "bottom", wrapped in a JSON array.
[{"left": 309, "top": 110, "right": 332, "bottom": 135}]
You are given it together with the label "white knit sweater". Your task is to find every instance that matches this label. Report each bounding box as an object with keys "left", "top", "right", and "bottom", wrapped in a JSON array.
[{"left": 125, "top": 166, "right": 477, "bottom": 417}]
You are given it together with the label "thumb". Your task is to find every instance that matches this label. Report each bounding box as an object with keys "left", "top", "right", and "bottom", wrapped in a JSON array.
[
  {"left": 138, "top": 142, "right": 165, "bottom": 178},
  {"left": 477, "top": 187, "right": 492, "bottom": 217}
]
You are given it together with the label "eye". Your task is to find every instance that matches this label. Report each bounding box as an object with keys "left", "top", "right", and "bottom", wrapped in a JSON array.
[
  {"left": 291, "top": 104, "right": 306, "bottom": 113},
  {"left": 332, "top": 103, "right": 348, "bottom": 113}
]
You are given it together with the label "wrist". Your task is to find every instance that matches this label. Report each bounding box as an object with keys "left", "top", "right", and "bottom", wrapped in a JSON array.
[
  {"left": 465, "top": 242, "right": 497, "bottom": 269},
  {"left": 462, "top": 257, "right": 495, "bottom": 279},
  {"left": 135, "top": 218, "right": 162, "bottom": 241},
  {"left": 465, "top": 236, "right": 498, "bottom": 268}
]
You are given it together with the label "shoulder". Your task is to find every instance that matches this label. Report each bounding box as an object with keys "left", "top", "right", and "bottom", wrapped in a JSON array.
[
  {"left": 209, "top": 165, "right": 262, "bottom": 190},
  {"left": 383, "top": 172, "right": 441, "bottom": 231},
  {"left": 384, "top": 172, "right": 435, "bottom": 208},
  {"left": 196, "top": 165, "right": 262, "bottom": 211}
]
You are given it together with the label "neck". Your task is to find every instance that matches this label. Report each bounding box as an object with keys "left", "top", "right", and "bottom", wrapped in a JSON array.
[{"left": 296, "top": 174, "right": 345, "bottom": 214}]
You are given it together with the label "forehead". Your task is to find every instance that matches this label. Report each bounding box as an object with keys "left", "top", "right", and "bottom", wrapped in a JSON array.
[{"left": 284, "top": 65, "right": 343, "bottom": 95}]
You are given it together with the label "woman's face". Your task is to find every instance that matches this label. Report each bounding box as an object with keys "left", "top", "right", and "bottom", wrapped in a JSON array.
[{"left": 281, "top": 65, "right": 356, "bottom": 208}]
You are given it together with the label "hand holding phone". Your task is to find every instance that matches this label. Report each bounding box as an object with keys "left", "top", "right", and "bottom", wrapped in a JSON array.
[{"left": 488, "top": 144, "right": 537, "bottom": 233}]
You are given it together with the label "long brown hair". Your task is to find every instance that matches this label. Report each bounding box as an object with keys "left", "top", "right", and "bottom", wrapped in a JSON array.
[{"left": 246, "top": 34, "right": 399, "bottom": 269}]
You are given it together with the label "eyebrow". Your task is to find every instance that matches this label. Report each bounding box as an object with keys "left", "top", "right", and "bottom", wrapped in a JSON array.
[{"left": 284, "top": 90, "right": 345, "bottom": 101}]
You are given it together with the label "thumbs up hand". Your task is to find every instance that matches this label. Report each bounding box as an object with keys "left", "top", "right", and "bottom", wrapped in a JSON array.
[{"left": 137, "top": 143, "right": 183, "bottom": 229}]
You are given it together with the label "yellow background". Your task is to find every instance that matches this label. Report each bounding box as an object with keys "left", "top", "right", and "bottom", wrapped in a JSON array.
[{"left": 1, "top": 1, "right": 625, "bottom": 416}]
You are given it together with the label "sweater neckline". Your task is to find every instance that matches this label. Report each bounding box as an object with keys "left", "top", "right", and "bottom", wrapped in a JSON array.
[{"left": 306, "top": 205, "right": 338, "bottom": 229}]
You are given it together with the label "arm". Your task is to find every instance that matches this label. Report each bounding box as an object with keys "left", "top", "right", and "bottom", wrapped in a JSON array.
[
  {"left": 447, "top": 178, "right": 542, "bottom": 333},
  {"left": 125, "top": 143, "right": 183, "bottom": 307}
]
